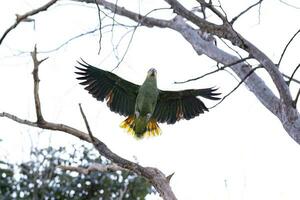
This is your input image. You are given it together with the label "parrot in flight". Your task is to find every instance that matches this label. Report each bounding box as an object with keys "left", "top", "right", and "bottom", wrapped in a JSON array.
[{"left": 75, "top": 60, "right": 220, "bottom": 138}]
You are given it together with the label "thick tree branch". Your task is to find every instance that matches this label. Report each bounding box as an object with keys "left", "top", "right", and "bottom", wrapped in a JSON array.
[
  {"left": 164, "top": 0, "right": 292, "bottom": 105},
  {"left": 72, "top": 0, "right": 171, "bottom": 28},
  {"left": 0, "top": 0, "right": 58, "bottom": 45}
]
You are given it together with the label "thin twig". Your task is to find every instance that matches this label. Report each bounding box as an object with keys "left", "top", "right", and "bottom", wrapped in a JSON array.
[
  {"left": 277, "top": 28, "right": 300, "bottom": 67},
  {"left": 111, "top": 7, "right": 171, "bottom": 71},
  {"left": 174, "top": 56, "right": 252, "bottom": 84},
  {"left": 95, "top": 0, "right": 103, "bottom": 54},
  {"left": 0, "top": 0, "right": 58, "bottom": 45},
  {"left": 110, "top": 0, "right": 120, "bottom": 60},
  {"left": 39, "top": 28, "right": 99, "bottom": 53},
  {"left": 210, "top": 66, "right": 263, "bottom": 109},
  {"left": 279, "top": 0, "right": 300, "bottom": 9},
  {"left": 282, "top": 73, "right": 300, "bottom": 85},
  {"left": 293, "top": 88, "right": 300, "bottom": 108},
  {"left": 78, "top": 103, "right": 95, "bottom": 143},
  {"left": 219, "top": 38, "right": 248, "bottom": 64},
  {"left": 196, "top": 0, "right": 227, "bottom": 22},
  {"left": 287, "top": 64, "right": 300, "bottom": 86},
  {"left": 111, "top": 27, "right": 137, "bottom": 71},
  {"left": 230, "top": 0, "right": 263, "bottom": 24}
]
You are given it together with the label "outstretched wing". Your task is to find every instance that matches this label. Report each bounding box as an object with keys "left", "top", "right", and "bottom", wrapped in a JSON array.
[
  {"left": 75, "top": 60, "right": 140, "bottom": 116},
  {"left": 152, "top": 88, "right": 220, "bottom": 124}
]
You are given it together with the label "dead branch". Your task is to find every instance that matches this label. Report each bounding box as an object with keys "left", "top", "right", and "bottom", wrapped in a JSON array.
[
  {"left": 174, "top": 56, "right": 252, "bottom": 84},
  {"left": 230, "top": 0, "right": 264, "bottom": 24},
  {"left": 293, "top": 89, "right": 300, "bottom": 108},
  {"left": 78, "top": 103, "right": 95, "bottom": 143},
  {"left": 0, "top": 0, "right": 58, "bottom": 45},
  {"left": 59, "top": 163, "right": 125, "bottom": 174},
  {"left": 210, "top": 65, "right": 263, "bottom": 109},
  {"left": 279, "top": 0, "right": 300, "bottom": 9},
  {"left": 282, "top": 73, "right": 300, "bottom": 85},
  {"left": 196, "top": 0, "right": 227, "bottom": 22},
  {"left": 95, "top": 0, "right": 103, "bottom": 54},
  {"left": 287, "top": 64, "right": 300, "bottom": 86},
  {"left": 73, "top": 0, "right": 171, "bottom": 28},
  {"left": 40, "top": 28, "right": 99, "bottom": 53},
  {"left": 31, "top": 45, "right": 48, "bottom": 124},
  {"left": 277, "top": 28, "right": 300, "bottom": 67},
  {"left": 165, "top": 0, "right": 293, "bottom": 106}
]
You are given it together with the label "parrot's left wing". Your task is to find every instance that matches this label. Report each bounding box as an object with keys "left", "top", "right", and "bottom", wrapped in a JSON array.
[
  {"left": 75, "top": 60, "right": 140, "bottom": 117},
  {"left": 152, "top": 88, "right": 220, "bottom": 124}
]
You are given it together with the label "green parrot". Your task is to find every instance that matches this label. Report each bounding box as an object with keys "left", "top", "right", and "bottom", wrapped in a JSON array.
[{"left": 75, "top": 60, "right": 220, "bottom": 138}]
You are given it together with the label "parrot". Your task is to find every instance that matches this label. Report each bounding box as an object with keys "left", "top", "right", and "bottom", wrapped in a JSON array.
[{"left": 75, "top": 60, "right": 220, "bottom": 138}]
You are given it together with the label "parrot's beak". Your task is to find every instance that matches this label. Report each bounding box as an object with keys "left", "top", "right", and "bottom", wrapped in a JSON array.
[{"left": 148, "top": 68, "right": 157, "bottom": 77}]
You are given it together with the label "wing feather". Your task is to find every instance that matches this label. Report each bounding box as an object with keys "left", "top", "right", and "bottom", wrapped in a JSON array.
[
  {"left": 75, "top": 60, "right": 139, "bottom": 116},
  {"left": 153, "top": 88, "right": 220, "bottom": 124}
]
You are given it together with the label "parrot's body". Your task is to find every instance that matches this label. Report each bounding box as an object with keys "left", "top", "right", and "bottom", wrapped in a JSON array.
[{"left": 75, "top": 60, "right": 220, "bottom": 138}]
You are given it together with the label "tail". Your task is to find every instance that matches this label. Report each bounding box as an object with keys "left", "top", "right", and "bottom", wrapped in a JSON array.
[{"left": 120, "top": 115, "right": 161, "bottom": 138}]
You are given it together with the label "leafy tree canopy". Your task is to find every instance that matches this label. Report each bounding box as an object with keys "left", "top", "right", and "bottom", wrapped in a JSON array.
[{"left": 0, "top": 145, "right": 153, "bottom": 200}]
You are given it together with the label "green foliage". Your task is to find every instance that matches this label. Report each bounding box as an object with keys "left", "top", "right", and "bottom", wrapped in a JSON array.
[
  {"left": 0, "top": 161, "right": 14, "bottom": 199},
  {"left": 0, "top": 145, "right": 153, "bottom": 200}
]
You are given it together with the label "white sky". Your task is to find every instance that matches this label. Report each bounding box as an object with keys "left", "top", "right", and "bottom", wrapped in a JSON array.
[{"left": 1, "top": 0, "right": 300, "bottom": 199}]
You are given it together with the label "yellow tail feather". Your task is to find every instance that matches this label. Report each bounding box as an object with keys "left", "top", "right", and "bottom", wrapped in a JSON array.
[
  {"left": 120, "top": 116, "right": 161, "bottom": 138},
  {"left": 145, "top": 119, "right": 161, "bottom": 137}
]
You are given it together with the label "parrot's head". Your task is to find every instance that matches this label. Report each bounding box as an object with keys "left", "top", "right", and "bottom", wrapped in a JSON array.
[{"left": 147, "top": 68, "right": 157, "bottom": 78}]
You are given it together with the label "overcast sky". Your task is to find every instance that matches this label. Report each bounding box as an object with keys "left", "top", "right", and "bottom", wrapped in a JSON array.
[{"left": 1, "top": 0, "right": 300, "bottom": 199}]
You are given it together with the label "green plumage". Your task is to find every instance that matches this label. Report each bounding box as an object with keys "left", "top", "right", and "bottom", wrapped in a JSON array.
[
  {"left": 75, "top": 60, "right": 221, "bottom": 138},
  {"left": 132, "top": 68, "right": 159, "bottom": 137}
]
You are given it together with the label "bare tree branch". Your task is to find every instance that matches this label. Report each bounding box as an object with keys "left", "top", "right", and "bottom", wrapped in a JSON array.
[
  {"left": 294, "top": 89, "right": 300, "bottom": 108},
  {"left": 279, "top": 0, "right": 300, "bottom": 9},
  {"left": 39, "top": 28, "right": 99, "bottom": 53},
  {"left": 59, "top": 163, "right": 125, "bottom": 174},
  {"left": 277, "top": 28, "right": 300, "bottom": 67},
  {"left": 165, "top": 0, "right": 293, "bottom": 107},
  {"left": 78, "top": 103, "right": 96, "bottom": 143},
  {"left": 210, "top": 65, "right": 263, "bottom": 109},
  {"left": 73, "top": 0, "right": 171, "bottom": 28},
  {"left": 95, "top": 0, "right": 103, "bottom": 54},
  {"left": 283, "top": 73, "right": 300, "bottom": 85},
  {"left": 0, "top": 0, "right": 58, "bottom": 45},
  {"left": 31, "top": 45, "right": 48, "bottom": 124},
  {"left": 287, "top": 64, "right": 300, "bottom": 86},
  {"left": 230, "top": 0, "right": 264, "bottom": 24},
  {"left": 174, "top": 56, "right": 252, "bottom": 84},
  {"left": 196, "top": 0, "right": 227, "bottom": 22}
]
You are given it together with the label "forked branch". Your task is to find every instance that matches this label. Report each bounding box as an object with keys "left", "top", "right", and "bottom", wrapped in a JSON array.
[{"left": 0, "top": 0, "right": 58, "bottom": 45}]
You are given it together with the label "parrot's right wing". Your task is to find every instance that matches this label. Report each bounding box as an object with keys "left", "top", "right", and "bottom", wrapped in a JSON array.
[{"left": 75, "top": 60, "right": 140, "bottom": 117}]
